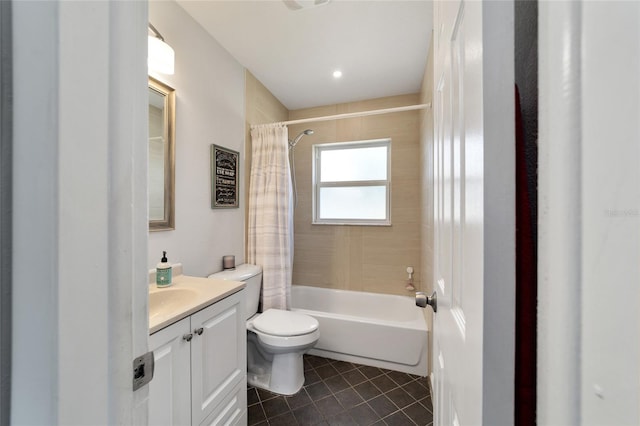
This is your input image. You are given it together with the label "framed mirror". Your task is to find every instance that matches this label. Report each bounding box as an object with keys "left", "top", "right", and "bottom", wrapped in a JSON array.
[{"left": 148, "top": 77, "right": 176, "bottom": 231}]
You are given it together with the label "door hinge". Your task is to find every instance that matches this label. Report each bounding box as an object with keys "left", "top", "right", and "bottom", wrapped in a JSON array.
[{"left": 133, "top": 351, "right": 155, "bottom": 391}]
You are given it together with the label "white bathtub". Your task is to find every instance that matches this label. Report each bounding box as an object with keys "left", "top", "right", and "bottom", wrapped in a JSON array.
[{"left": 291, "top": 285, "right": 428, "bottom": 376}]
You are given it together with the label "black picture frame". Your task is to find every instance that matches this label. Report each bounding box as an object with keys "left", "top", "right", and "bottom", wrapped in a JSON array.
[{"left": 211, "top": 144, "right": 239, "bottom": 208}]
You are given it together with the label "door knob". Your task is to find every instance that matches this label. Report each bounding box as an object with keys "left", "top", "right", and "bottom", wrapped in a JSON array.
[
  {"left": 194, "top": 327, "right": 204, "bottom": 335},
  {"left": 183, "top": 333, "right": 193, "bottom": 342},
  {"left": 416, "top": 291, "right": 437, "bottom": 313}
]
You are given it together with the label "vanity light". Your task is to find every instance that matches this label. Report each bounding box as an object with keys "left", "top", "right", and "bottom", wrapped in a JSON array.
[
  {"left": 148, "top": 23, "right": 175, "bottom": 75},
  {"left": 332, "top": 70, "right": 342, "bottom": 79}
]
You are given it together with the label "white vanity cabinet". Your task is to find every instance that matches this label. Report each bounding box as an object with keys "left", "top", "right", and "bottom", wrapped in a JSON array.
[{"left": 149, "top": 289, "right": 246, "bottom": 426}]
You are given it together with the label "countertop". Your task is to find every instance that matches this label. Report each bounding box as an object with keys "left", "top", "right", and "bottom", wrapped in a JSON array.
[{"left": 149, "top": 274, "right": 245, "bottom": 334}]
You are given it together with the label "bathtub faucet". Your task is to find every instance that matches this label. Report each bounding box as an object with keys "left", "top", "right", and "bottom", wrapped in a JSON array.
[{"left": 405, "top": 266, "right": 415, "bottom": 291}]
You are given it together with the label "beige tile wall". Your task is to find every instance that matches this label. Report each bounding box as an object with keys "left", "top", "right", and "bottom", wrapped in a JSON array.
[
  {"left": 244, "top": 70, "right": 289, "bottom": 253},
  {"left": 289, "top": 94, "right": 422, "bottom": 296}
]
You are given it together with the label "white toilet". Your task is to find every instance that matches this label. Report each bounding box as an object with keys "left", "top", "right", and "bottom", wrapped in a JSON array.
[{"left": 208, "top": 264, "right": 319, "bottom": 395}]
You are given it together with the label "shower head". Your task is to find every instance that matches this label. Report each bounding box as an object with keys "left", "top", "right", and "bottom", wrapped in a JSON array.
[{"left": 289, "top": 129, "right": 314, "bottom": 148}]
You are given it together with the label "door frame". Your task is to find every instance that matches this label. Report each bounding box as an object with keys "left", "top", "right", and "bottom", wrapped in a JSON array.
[
  {"left": 0, "top": 1, "right": 11, "bottom": 424},
  {"left": 536, "top": 3, "right": 583, "bottom": 423},
  {"left": 11, "top": 1, "right": 149, "bottom": 423},
  {"left": 538, "top": 2, "right": 640, "bottom": 424}
]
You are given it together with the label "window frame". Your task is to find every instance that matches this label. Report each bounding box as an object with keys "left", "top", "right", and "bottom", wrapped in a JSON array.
[{"left": 312, "top": 138, "right": 392, "bottom": 226}]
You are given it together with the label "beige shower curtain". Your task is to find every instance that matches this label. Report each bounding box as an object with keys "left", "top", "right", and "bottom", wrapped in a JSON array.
[{"left": 248, "top": 124, "right": 293, "bottom": 310}]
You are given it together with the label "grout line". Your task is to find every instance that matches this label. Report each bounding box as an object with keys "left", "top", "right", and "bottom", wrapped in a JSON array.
[{"left": 252, "top": 355, "right": 433, "bottom": 425}]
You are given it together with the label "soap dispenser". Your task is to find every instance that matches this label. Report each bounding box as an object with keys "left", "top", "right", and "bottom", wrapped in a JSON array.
[{"left": 156, "top": 251, "right": 172, "bottom": 288}]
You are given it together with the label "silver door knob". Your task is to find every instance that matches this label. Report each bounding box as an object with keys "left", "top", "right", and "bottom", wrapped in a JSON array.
[
  {"left": 183, "top": 333, "right": 193, "bottom": 342},
  {"left": 194, "top": 327, "right": 204, "bottom": 336},
  {"left": 416, "top": 291, "right": 437, "bottom": 313}
]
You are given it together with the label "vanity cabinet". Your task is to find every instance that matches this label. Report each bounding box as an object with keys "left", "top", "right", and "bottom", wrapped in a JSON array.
[{"left": 149, "top": 289, "right": 247, "bottom": 425}]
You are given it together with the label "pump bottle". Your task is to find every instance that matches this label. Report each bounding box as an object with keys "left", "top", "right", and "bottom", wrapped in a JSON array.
[{"left": 156, "top": 251, "right": 172, "bottom": 288}]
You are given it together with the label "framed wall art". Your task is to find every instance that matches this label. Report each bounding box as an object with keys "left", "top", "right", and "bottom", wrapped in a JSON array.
[{"left": 211, "top": 144, "right": 239, "bottom": 208}]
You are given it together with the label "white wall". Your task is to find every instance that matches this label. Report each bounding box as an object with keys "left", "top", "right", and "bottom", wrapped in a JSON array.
[{"left": 148, "top": 1, "right": 246, "bottom": 277}]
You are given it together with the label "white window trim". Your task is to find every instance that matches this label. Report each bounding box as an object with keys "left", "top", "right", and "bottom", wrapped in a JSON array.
[{"left": 312, "top": 138, "right": 392, "bottom": 226}]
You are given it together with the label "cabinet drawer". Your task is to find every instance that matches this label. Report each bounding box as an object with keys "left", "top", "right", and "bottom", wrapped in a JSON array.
[{"left": 199, "top": 380, "right": 247, "bottom": 426}]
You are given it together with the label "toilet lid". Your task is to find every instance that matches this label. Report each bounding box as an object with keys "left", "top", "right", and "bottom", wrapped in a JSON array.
[{"left": 252, "top": 309, "right": 319, "bottom": 337}]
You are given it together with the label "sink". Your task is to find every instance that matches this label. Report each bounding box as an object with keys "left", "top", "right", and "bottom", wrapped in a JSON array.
[
  {"left": 149, "top": 287, "right": 200, "bottom": 319},
  {"left": 148, "top": 274, "right": 245, "bottom": 334}
]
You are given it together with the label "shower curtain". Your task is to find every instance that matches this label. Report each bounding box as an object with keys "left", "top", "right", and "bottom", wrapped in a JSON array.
[{"left": 248, "top": 124, "right": 293, "bottom": 310}]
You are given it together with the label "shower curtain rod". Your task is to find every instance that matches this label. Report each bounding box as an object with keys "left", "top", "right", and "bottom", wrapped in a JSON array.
[{"left": 250, "top": 102, "right": 431, "bottom": 128}]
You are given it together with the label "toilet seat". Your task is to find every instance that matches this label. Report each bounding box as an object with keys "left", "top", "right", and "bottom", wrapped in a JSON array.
[
  {"left": 247, "top": 309, "right": 320, "bottom": 349},
  {"left": 252, "top": 309, "right": 319, "bottom": 336},
  {"left": 250, "top": 326, "right": 320, "bottom": 349}
]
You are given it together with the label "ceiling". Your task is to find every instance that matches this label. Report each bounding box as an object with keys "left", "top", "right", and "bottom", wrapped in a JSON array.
[{"left": 176, "top": 0, "right": 433, "bottom": 111}]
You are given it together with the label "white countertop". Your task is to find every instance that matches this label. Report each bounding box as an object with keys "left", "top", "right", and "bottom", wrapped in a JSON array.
[{"left": 149, "top": 274, "right": 244, "bottom": 334}]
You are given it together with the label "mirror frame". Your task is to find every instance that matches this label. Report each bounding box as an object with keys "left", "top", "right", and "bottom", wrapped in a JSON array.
[{"left": 149, "top": 76, "right": 176, "bottom": 231}]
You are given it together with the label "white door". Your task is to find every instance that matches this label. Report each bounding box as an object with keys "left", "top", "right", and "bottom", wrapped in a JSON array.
[
  {"left": 538, "top": 2, "right": 640, "bottom": 424},
  {"left": 431, "top": 1, "right": 515, "bottom": 425}
]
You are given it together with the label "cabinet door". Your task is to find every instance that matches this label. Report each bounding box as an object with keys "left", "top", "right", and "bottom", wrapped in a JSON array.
[
  {"left": 149, "top": 317, "right": 192, "bottom": 426},
  {"left": 190, "top": 290, "right": 246, "bottom": 425}
]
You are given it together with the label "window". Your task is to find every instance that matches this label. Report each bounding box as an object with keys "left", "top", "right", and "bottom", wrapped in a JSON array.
[{"left": 313, "top": 139, "right": 391, "bottom": 225}]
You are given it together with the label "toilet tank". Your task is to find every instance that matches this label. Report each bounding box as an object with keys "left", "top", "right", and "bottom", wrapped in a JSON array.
[{"left": 208, "top": 264, "right": 262, "bottom": 320}]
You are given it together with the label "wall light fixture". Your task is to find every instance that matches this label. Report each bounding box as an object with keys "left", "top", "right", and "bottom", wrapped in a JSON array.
[{"left": 148, "top": 23, "right": 175, "bottom": 75}]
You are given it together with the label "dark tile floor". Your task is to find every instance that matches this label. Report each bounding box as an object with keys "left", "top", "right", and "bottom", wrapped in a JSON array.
[{"left": 248, "top": 355, "right": 433, "bottom": 426}]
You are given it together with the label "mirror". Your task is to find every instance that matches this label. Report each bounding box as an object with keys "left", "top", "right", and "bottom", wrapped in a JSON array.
[{"left": 148, "top": 77, "right": 176, "bottom": 231}]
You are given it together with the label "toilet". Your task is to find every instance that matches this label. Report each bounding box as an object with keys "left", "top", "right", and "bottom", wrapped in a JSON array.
[{"left": 208, "top": 264, "right": 319, "bottom": 395}]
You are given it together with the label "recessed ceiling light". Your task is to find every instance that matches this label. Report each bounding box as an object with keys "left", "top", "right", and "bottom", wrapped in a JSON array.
[{"left": 333, "top": 70, "right": 343, "bottom": 79}]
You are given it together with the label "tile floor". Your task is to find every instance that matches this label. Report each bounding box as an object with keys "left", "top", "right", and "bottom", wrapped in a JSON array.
[{"left": 247, "top": 355, "right": 433, "bottom": 426}]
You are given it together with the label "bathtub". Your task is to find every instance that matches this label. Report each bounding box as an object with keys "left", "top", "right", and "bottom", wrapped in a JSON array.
[{"left": 291, "top": 285, "right": 428, "bottom": 376}]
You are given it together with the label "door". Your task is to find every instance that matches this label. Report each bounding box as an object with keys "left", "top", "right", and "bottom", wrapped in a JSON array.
[{"left": 431, "top": 1, "right": 515, "bottom": 425}]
